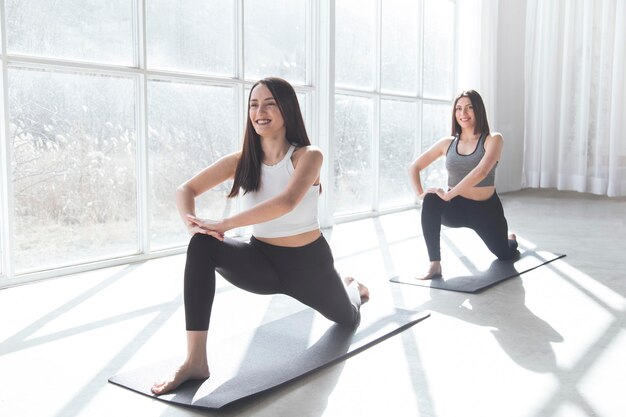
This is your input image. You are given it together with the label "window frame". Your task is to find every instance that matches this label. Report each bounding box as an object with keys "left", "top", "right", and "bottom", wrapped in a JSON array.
[
  {"left": 332, "top": 0, "right": 456, "bottom": 223},
  {"left": 0, "top": 0, "right": 455, "bottom": 287}
]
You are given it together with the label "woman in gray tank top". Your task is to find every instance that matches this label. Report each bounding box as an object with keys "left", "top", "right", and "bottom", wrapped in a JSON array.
[{"left": 409, "top": 90, "right": 518, "bottom": 280}]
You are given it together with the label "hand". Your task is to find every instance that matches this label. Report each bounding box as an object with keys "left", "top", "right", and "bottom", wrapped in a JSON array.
[
  {"left": 186, "top": 215, "right": 229, "bottom": 241},
  {"left": 424, "top": 187, "right": 451, "bottom": 201},
  {"left": 417, "top": 187, "right": 439, "bottom": 200}
]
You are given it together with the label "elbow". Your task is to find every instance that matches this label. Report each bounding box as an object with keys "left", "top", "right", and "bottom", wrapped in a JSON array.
[
  {"left": 282, "top": 195, "right": 299, "bottom": 213},
  {"left": 409, "top": 161, "right": 424, "bottom": 183},
  {"left": 277, "top": 194, "right": 300, "bottom": 215},
  {"left": 176, "top": 183, "right": 196, "bottom": 199},
  {"left": 409, "top": 160, "right": 420, "bottom": 176},
  {"left": 472, "top": 167, "right": 490, "bottom": 183}
]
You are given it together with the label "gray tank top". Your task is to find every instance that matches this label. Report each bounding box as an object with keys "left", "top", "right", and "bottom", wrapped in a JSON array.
[{"left": 445, "top": 133, "right": 497, "bottom": 188}]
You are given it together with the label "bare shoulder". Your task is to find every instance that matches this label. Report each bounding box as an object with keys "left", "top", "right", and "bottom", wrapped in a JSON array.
[
  {"left": 441, "top": 135, "right": 455, "bottom": 144},
  {"left": 435, "top": 136, "right": 455, "bottom": 153},
  {"left": 485, "top": 132, "right": 504, "bottom": 147},
  {"left": 292, "top": 145, "right": 323, "bottom": 166}
]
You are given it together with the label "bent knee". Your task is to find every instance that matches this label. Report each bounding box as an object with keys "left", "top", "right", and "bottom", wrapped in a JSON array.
[
  {"left": 332, "top": 307, "right": 360, "bottom": 327},
  {"left": 422, "top": 193, "right": 445, "bottom": 214},
  {"left": 187, "top": 233, "right": 220, "bottom": 256},
  {"left": 422, "top": 192, "right": 443, "bottom": 205}
]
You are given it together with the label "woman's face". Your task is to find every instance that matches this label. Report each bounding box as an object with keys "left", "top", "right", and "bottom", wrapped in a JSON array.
[
  {"left": 249, "top": 83, "right": 286, "bottom": 138},
  {"left": 455, "top": 96, "right": 475, "bottom": 130}
]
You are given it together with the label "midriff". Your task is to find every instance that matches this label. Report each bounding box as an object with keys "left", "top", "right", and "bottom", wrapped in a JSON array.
[
  {"left": 255, "top": 228, "right": 322, "bottom": 247},
  {"left": 457, "top": 185, "right": 496, "bottom": 201}
]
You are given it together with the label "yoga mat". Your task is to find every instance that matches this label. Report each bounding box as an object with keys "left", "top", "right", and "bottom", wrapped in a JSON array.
[
  {"left": 109, "top": 304, "right": 429, "bottom": 410},
  {"left": 390, "top": 249, "right": 565, "bottom": 293}
]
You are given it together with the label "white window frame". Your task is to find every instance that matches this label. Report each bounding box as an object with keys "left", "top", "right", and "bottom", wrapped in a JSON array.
[
  {"left": 0, "top": 0, "right": 455, "bottom": 287},
  {"left": 331, "top": 0, "right": 456, "bottom": 224}
]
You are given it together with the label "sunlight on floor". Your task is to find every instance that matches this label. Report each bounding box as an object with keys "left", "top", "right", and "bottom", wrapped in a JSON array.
[{"left": 1, "top": 201, "right": 625, "bottom": 417}]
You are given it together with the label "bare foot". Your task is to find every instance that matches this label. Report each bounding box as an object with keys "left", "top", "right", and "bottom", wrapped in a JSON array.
[
  {"left": 344, "top": 277, "right": 370, "bottom": 304},
  {"left": 416, "top": 261, "right": 442, "bottom": 280},
  {"left": 151, "top": 360, "right": 210, "bottom": 395}
]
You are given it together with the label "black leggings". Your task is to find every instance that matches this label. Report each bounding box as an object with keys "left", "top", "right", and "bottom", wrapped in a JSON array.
[
  {"left": 184, "top": 233, "right": 361, "bottom": 331},
  {"left": 421, "top": 192, "right": 518, "bottom": 262}
]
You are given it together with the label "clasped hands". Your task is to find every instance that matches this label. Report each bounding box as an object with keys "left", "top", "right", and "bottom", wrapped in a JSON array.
[
  {"left": 186, "top": 214, "right": 230, "bottom": 241},
  {"left": 421, "top": 187, "right": 452, "bottom": 201}
]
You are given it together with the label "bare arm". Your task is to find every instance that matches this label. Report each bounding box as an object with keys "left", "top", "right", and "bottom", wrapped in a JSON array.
[
  {"left": 190, "top": 146, "right": 323, "bottom": 237},
  {"left": 409, "top": 137, "right": 453, "bottom": 198},
  {"left": 444, "top": 133, "right": 503, "bottom": 200},
  {"left": 176, "top": 151, "right": 239, "bottom": 233}
]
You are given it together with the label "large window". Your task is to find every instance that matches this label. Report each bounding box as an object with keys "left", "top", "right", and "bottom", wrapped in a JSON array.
[
  {"left": 0, "top": 1, "right": 455, "bottom": 286},
  {"left": 334, "top": 94, "right": 374, "bottom": 213},
  {"left": 8, "top": 68, "right": 137, "bottom": 273},
  {"left": 334, "top": 0, "right": 455, "bottom": 218},
  {"left": 6, "top": 0, "right": 135, "bottom": 65},
  {"left": 147, "top": 1, "right": 235, "bottom": 75},
  {"left": 244, "top": 0, "right": 308, "bottom": 83},
  {"left": 147, "top": 80, "right": 237, "bottom": 250},
  {"left": 423, "top": 0, "right": 456, "bottom": 99}
]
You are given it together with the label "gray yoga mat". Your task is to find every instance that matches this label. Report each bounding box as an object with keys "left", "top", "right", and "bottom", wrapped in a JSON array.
[
  {"left": 390, "top": 249, "right": 565, "bottom": 293},
  {"left": 109, "top": 305, "right": 429, "bottom": 410}
]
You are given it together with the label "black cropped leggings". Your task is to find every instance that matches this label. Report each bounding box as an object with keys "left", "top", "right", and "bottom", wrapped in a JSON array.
[
  {"left": 421, "top": 192, "right": 518, "bottom": 262},
  {"left": 183, "top": 233, "right": 361, "bottom": 331}
]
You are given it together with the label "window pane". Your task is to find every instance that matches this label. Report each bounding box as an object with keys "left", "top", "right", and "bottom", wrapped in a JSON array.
[
  {"left": 147, "top": 0, "right": 235, "bottom": 75},
  {"left": 9, "top": 68, "right": 137, "bottom": 273},
  {"left": 336, "top": 0, "right": 376, "bottom": 89},
  {"left": 296, "top": 92, "right": 310, "bottom": 137},
  {"left": 244, "top": 0, "right": 307, "bottom": 83},
  {"left": 380, "top": 100, "right": 417, "bottom": 208},
  {"left": 423, "top": 0, "right": 455, "bottom": 98},
  {"left": 381, "top": 0, "right": 419, "bottom": 94},
  {"left": 148, "top": 81, "right": 236, "bottom": 250},
  {"left": 421, "top": 101, "right": 451, "bottom": 188},
  {"left": 6, "top": 0, "right": 134, "bottom": 65},
  {"left": 334, "top": 95, "right": 373, "bottom": 214}
]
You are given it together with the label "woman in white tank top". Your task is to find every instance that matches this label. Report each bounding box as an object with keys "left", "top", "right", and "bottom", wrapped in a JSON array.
[{"left": 151, "top": 77, "right": 369, "bottom": 395}]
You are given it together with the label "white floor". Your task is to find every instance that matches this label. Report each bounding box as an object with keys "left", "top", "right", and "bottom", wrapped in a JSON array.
[{"left": 1, "top": 189, "right": 625, "bottom": 417}]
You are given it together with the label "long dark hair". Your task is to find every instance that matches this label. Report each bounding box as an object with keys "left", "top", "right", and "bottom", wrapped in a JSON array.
[
  {"left": 228, "top": 77, "right": 311, "bottom": 198},
  {"left": 451, "top": 90, "right": 490, "bottom": 136}
]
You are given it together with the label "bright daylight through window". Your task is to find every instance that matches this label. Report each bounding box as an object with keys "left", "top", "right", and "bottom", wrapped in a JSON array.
[{"left": 0, "top": 0, "right": 456, "bottom": 285}]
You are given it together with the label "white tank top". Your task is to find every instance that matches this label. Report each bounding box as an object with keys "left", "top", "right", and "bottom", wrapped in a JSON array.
[{"left": 241, "top": 145, "right": 320, "bottom": 238}]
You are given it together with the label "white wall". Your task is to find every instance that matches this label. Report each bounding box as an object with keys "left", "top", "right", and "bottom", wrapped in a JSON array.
[{"left": 494, "top": 0, "right": 526, "bottom": 192}]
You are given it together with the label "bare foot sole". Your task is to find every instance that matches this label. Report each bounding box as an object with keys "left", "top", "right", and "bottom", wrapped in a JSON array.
[
  {"left": 151, "top": 362, "right": 210, "bottom": 396},
  {"left": 344, "top": 277, "right": 370, "bottom": 304}
]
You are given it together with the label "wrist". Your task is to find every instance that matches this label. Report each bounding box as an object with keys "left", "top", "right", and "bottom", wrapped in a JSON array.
[{"left": 221, "top": 217, "right": 235, "bottom": 232}]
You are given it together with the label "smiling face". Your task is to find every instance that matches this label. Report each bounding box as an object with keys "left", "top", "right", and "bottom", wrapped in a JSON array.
[
  {"left": 455, "top": 96, "right": 475, "bottom": 131},
  {"left": 248, "top": 83, "right": 286, "bottom": 139}
]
